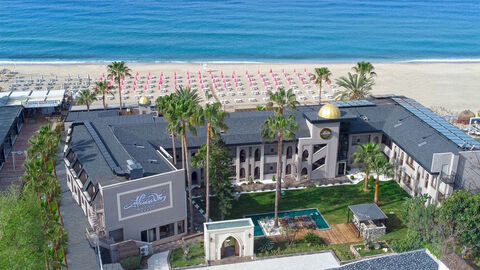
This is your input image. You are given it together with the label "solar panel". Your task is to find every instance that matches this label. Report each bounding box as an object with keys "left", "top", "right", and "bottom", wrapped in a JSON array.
[
  {"left": 330, "top": 99, "right": 376, "bottom": 108},
  {"left": 394, "top": 97, "right": 480, "bottom": 149}
]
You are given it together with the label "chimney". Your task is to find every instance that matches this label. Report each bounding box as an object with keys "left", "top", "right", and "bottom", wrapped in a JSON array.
[{"left": 126, "top": 159, "right": 143, "bottom": 180}]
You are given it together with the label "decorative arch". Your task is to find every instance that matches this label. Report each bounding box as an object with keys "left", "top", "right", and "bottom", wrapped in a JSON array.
[
  {"left": 240, "top": 150, "right": 246, "bottom": 163},
  {"left": 302, "top": 149, "right": 309, "bottom": 161},
  {"left": 217, "top": 233, "right": 244, "bottom": 259},
  {"left": 286, "top": 164, "right": 292, "bottom": 175},
  {"left": 239, "top": 168, "right": 245, "bottom": 179},
  {"left": 254, "top": 167, "right": 260, "bottom": 179},
  {"left": 286, "top": 146, "right": 292, "bottom": 159},
  {"left": 254, "top": 148, "right": 260, "bottom": 161}
]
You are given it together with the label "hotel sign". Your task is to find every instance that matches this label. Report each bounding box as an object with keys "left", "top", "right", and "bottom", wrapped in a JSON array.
[
  {"left": 117, "top": 182, "right": 173, "bottom": 221},
  {"left": 320, "top": 128, "right": 333, "bottom": 140}
]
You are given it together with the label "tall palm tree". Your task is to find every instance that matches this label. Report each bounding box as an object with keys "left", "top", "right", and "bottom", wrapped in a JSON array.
[
  {"left": 266, "top": 87, "right": 300, "bottom": 116},
  {"left": 310, "top": 67, "right": 331, "bottom": 104},
  {"left": 353, "top": 142, "right": 383, "bottom": 192},
  {"left": 201, "top": 102, "right": 228, "bottom": 222},
  {"left": 174, "top": 86, "right": 202, "bottom": 232},
  {"left": 333, "top": 72, "right": 374, "bottom": 101},
  {"left": 75, "top": 89, "right": 97, "bottom": 112},
  {"left": 372, "top": 155, "right": 394, "bottom": 204},
  {"left": 156, "top": 95, "right": 179, "bottom": 165},
  {"left": 107, "top": 61, "right": 131, "bottom": 112},
  {"left": 95, "top": 79, "right": 112, "bottom": 110},
  {"left": 353, "top": 61, "right": 376, "bottom": 78}
]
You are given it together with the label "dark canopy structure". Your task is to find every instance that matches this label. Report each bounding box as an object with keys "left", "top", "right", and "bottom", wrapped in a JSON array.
[{"left": 348, "top": 203, "right": 388, "bottom": 222}]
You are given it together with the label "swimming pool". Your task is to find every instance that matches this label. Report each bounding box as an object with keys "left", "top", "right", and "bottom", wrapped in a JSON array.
[{"left": 245, "top": 208, "right": 330, "bottom": 237}]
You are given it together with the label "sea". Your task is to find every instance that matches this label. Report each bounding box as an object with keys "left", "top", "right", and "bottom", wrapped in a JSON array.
[{"left": 0, "top": 0, "right": 479, "bottom": 63}]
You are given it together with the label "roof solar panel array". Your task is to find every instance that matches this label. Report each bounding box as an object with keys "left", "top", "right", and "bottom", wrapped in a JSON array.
[
  {"left": 330, "top": 99, "right": 375, "bottom": 108},
  {"left": 393, "top": 97, "right": 480, "bottom": 149}
]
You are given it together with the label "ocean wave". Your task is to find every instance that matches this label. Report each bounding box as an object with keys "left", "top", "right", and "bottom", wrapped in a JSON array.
[{"left": 401, "top": 59, "right": 480, "bottom": 63}]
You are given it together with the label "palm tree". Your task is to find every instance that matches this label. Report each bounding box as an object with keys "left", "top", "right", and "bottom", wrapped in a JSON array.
[
  {"left": 266, "top": 87, "right": 300, "bottom": 116},
  {"left": 202, "top": 102, "right": 228, "bottom": 222},
  {"left": 333, "top": 72, "right": 374, "bottom": 101},
  {"left": 352, "top": 142, "right": 383, "bottom": 192},
  {"left": 174, "top": 86, "right": 202, "bottom": 232},
  {"left": 156, "top": 95, "right": 179, "bottom": 165},
  {"left": 353, "top": 61, "right": 376, "bottom": 78},
  {"left": 310, "top": 67, "right": 332, "bottom": 104},
  {"left": 107, "top": 61, "right": 131, "bottom": 112},
  {"left": 75, "top": 89, "right": 97, "bottom": 112},
  {"left": 95, "top": 79, "right": 112, "bottom": 110},
  {"left": 371, "top": 155, "right": 394, "bottom": 204}
]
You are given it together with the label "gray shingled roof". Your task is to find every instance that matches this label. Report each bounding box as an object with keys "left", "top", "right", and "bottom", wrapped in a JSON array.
[
  {"left": 329, "top": 249, "right": 438, "bottom": 270},
  {"left": 0, "top": 106, "right": 22, "bottom": 146},
  {"left": 348, "top": 203, "right": 388, "bottom": 221}
]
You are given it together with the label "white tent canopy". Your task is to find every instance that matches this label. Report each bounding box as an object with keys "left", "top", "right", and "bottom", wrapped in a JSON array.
[{"left": 0, "top": 89, "right": 65, "bottom": 108}]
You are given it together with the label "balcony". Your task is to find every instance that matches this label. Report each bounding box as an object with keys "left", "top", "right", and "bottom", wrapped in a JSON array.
[{"left": 439, "top": 172, "right": 456, "bottom": 184}]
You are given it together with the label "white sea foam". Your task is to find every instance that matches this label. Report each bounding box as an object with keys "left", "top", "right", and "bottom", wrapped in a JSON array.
[{"left": 401, "top": 59, "right": 480, "bottom": 63}]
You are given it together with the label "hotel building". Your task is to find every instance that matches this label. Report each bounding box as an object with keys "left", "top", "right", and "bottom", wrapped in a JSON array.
[{"left": 64, "top": 95, "right": 480, "bottom": 245}]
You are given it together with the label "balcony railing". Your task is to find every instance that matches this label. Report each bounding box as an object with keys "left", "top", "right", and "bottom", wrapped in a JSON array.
[{"left": 439, "top": 172, "right": 456, "bottom": 184}]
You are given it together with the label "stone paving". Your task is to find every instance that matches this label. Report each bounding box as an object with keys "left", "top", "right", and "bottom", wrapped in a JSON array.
[
  {"left": 193, "top": 251, "right": 340, "bottom": 270},
  {"left": 57, "top": 146, "right": 99, "bottom": 270},
  {"left": 147, "top": 251, "right": 170, "bottom": 270}
]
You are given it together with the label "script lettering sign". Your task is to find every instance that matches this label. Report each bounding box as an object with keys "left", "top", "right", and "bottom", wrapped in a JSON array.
[{"left": 117, "top": 182, "right": 172, "bottom": 221}]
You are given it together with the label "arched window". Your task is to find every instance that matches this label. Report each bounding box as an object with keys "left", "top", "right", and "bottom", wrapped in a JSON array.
[
  {"left": 240, "top": 150, "right": 246, "bottom": 163},
  {"left": 302, "top": 149, "right": 309, "bottom": 161},
  {"left": 254, "top": 167, "right": 260, "bottom": 179},
  {"left": 192, "top": 171, "right": 198, "bottom": 185},
  {"left": 286, "top": 164, "right": 291, "bottom": 175},
  {"left": 239, "top": 168, "right": 245, "bottom": 179},
  {"left": 286, "top": 146, "right": 292, "bottom": 159},
  {"left": 301, "top": 167, "right": 308, "bottom": 176},
  {"left": 254, "top": 149, "right": 260, "bottom": 161}
]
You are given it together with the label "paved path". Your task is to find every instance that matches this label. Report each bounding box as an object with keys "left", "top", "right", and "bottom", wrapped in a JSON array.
[
  {"left": 57, "top": 146, "right": 99, "bottom": 270},
  {"left": 0, "top": 121, "right": 42, "bottom": 191},
  {"left": 147, "top": 251, "right": 170, "bottom": 270},
  {"left": 193, "top": 252, "right": 340, "bottom": 270}
]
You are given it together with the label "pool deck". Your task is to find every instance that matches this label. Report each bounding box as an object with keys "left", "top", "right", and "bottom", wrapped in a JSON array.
[{"left": 317, "top": 223, "right": 361, "bottom": 244}]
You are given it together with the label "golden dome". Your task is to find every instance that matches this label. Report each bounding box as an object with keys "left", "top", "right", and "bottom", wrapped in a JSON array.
[
  {"left": 318, "top": 103, "right": 341, "bottom": 119},
  {"left": 138, "top": 96, "right": 151, "bottom": 106}
]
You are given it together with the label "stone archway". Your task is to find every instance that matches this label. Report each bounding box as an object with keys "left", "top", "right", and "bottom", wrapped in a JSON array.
[{"left": 204, "top": 219, "right": 254, "bottom": 262}]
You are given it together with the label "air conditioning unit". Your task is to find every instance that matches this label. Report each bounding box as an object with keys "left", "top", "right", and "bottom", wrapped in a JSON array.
[{"left": 139, "top": 245, "right": 149, "bottom": 256}]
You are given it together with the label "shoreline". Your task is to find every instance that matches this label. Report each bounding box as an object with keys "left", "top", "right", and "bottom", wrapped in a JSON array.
[{"left": 2, "top": 59, "right": 480, "bottom": 65}]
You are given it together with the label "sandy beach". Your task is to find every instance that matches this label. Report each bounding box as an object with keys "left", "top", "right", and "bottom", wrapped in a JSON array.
[{"left": 1, "top": 62, "right": 479, "bottom": 112}]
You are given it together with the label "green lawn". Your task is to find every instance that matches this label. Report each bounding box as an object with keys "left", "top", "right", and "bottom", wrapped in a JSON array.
[
  {"left": 169, "top": 242, "right": 204, "bottom": 268},
  {"left": 210, "top": 181, "right": 408, "bottom": 224},
  {"left": 354, "top": 242, "right": 391, "bottom": 257},
  {"left": 204, "top": 180, "right": 409, "bottom": 242}
]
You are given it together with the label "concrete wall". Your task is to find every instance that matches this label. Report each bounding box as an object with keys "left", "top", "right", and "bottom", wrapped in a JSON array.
[
  {"left": 100, "top": 169, "right": 187, "bottom": 243},
  {"left": 456, "top": 150, "right": 480, "bottom": 193}
]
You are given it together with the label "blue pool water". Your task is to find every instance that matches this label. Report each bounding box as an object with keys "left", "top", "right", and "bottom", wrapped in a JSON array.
[
  {"left": 245, "top": 209, "right": 329, "bottom": 237},
  {"left": 0, "top": 0, "right": 479, "bottom": 62}
]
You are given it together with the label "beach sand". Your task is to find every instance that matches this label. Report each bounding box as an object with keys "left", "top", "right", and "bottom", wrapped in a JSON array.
[{"left": 1, "top": 62, "right": 479, "bottom": 112}]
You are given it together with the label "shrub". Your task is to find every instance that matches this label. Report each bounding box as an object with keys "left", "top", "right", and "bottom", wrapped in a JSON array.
[
  {"left": 241, "top": 182, "right": 247, "bottom": 186},
  {"left": 255, "top": 237, "right": 274, "bottom": 253},
  {"left": 304, "top": 232, "right": 323, "bottom": 246},
  {"left": 350, "top": 175, "right": 355, "bottom": 180},
  {"left": 256, "top": 181, "right": 261, "bottom": 184},
  {"left": 119, "top": 255, "right": 141, "bottom": 270},
  {"left": 249, "top": 178, "right": 254, "bottom": 184},
  {"left": 390, "top": 232, "right": 423, "bottom": 253},
  {"left": 272, "top": 176, "right": 276, "bottom": 182}
]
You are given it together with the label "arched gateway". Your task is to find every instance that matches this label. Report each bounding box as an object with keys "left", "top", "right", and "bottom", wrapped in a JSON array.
[{"left": 204, "top": 218, "right": 254, "bottom": 263}]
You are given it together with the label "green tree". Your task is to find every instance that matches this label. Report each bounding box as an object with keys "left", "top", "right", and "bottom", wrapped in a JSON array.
[
  {"left": 174, "top": 86, "right": 202, "bottom": 232},
  {"left": 0, "top": 188, "right": 47, "bottom": 269},
  {"left": 198, "top": 102, "right": 228, "bottom": 222},
  {"left": 192, "top": 139, "right": 234, "bottom": 220},
  {"left": 156, "top": 94, "right": 179, "bottom": 165},
  {"left": 371, "top": 155, "right": 394, "bottom": 204},
  {"left": 75, "top": 89, "right": 97, "bottom": 112},
  {"left": 107, "top": 61, "right": 131, "bottom": 112},
  {"left": 333, "top": 72, "right": 374, "bottom": 101},
  {"left": 310, "top": 67, "right": 332, "bottom": 104},
  {"left": 262, "top": 88, "right": 299, "bottom": 228},
  {"left": 353, "top": 61, "right": 377, "bottom": 78},
  {"left": 353, "top": 142, "right": 383, "bottom": 192},
  {"left": 95, "top": 79, "right": 112, "bottom": 110},
  {"left": 438, "top": 191, "right": 480, "bottom": 257},
  {"left": 262, "top": 117, "right": 298, "bottom": 227}
]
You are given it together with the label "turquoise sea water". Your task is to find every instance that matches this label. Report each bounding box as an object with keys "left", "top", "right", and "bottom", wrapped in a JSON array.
[{"left": 0, "top": 0, "right": 479, "bottom": 62}]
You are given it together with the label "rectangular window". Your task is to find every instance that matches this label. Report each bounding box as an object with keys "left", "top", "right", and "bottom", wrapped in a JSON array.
[
  {"left": 159, "top": 223, "right": 175, "bottom": 239},
  {"left": 424, "top": 173, "right": 429, "bottom": 188},
  {"left": 109, "top": 228, "right": 124, "bottom": 243},
  {"left": 141, "top": 228, "right": 156, "bottom": 242},
  {"left": 177, "top": 220, "right": 185, "bottom": 234}
]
